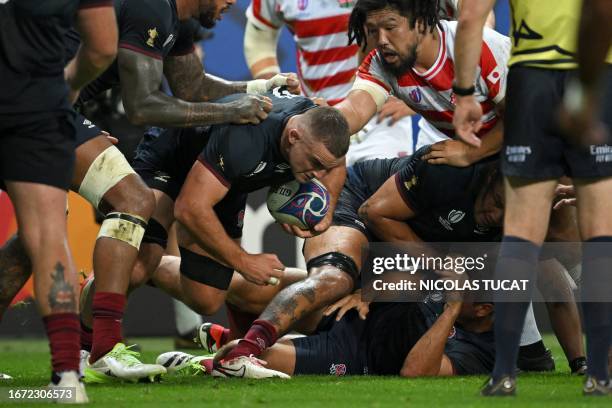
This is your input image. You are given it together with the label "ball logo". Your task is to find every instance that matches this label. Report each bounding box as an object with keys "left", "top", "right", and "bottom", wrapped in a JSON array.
[
  {"left": 278, "top": 181, "right": 329, "bottom": 228},
  {"left": 409, "top": 88, "right": 422, "bottom": 104}
]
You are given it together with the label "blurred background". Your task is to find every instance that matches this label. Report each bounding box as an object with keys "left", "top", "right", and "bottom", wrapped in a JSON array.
[{"left": 0, "top": 0, "right": 518, "bottom": 337}]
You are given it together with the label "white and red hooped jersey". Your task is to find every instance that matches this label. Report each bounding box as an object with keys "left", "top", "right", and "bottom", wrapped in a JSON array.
[
  {"left": 246, "top": 0, "right": 359, "bottom": 105},
  {"left": 356, "top": 20, "right": 511, "bottom": 138}
]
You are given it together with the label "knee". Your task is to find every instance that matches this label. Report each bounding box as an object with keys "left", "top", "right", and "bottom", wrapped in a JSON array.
[
  {"left": 107, "top": 178, "right": 156, "bottom": 220},
  {"left": 129, "top": 258, "right": 156, "bottom": 289}
]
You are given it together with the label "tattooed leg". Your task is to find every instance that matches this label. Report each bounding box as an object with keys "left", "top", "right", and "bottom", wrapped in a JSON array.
[
  {"left": 259, "top": 266, "right": 353, "bottom": 336},
  {"left": 0, "top": 235, "right": 32, "bottom": 320}
]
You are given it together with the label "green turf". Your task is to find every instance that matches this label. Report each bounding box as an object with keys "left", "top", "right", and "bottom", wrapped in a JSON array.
[{"left": 0, "top": 335, "right": 608, "bottom": 407}]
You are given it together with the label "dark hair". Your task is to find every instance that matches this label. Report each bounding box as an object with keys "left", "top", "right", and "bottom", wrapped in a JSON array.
[
  {"left": 303, "top": 106, "right": 350, "bottom": 158},
  {"left": 348, "top": 0, "right": 439, "bottom": 51}
]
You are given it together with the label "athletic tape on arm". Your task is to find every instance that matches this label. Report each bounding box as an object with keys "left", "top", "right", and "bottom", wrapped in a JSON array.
[
  {"left": 244, "top": 19, "right": 281, "bottom": 78},
  {"left": 351, "top": 77, "right": 389, "bottom": 111}
]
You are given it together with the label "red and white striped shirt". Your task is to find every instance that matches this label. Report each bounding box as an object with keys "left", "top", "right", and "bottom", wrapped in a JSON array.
[
  {"left": 356, "top": 20, "right": 510, "bottom": 138},
  {"left": 246, "top": 0, "right": 359, "bottom": 105}
]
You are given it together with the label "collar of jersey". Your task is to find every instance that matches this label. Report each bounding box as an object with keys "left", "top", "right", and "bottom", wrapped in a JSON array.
[{"left": 412, "top": 23, "right": 446, "bottom": 81}]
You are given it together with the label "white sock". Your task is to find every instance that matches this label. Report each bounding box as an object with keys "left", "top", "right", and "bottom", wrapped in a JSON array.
[
  {"left": 519, "top": 302, "right": 542, "bottom": 346},
  {"left": 173, "top": 299, "right": 202, "bottom": 336}
]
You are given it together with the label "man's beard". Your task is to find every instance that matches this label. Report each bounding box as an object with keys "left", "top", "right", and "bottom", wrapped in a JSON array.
[
  {"left": 379, "top": 46, "right": 417, "bottom": 77},
  {"left": 198, "top": 8, "right": 217, "bottom": 29}
]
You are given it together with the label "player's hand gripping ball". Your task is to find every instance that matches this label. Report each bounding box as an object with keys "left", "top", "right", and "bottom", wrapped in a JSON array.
[{"left": 267, "top": 179, "right": 329, "bottom": 230}]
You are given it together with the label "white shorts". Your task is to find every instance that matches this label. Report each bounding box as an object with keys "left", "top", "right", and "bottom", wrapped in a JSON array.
[{"left": 415, "top": 117, "right": 449, "bottom": 150}]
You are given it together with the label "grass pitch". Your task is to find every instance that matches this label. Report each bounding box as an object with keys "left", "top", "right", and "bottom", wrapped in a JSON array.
[{"left": 0, "top": 335, "right": 608, "bottom": 407}]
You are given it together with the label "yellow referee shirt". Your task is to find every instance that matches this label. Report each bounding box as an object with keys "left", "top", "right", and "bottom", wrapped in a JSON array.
[{"left": 508, "top": 0, "right": 612, "bottom": 69}]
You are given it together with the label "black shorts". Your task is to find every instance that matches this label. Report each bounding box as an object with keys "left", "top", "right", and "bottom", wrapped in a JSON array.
[
  {"left": 502, "top": 66, "right": 612, "bottom": 179},
  {"left": 292, "top": 310, "right": 369, "bottom": 376},
  {"left": 133, "top": 128, "right": 247, "bottom": 240},
  {"left": 0, "top": 110, "right": 76, "bottom": 190},
  {"left": 332, "top": 166, "right": 373, "bottom": 240},
  {"left": 74, "top": 113, "right": 104, "bottom": 147}
]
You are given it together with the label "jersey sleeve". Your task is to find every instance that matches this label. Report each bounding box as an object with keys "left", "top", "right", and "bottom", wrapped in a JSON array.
[
  {"left": 393, "top": 148, "right": 437, "bottom": 213},
  {"left": 79, "top": 0, "right": 113, "bottom": 9},
  {"left": 445, "top": 339, "right": 494, "bottom": 375},
  {"left": 168, "top": 19, "right": 197, "bottom": 57},
  {"left": 246, "top": 0, "right": 284, "bottom": 30},
  {"left": 117, "top": 0, "right": 173, "bottom": 60},
  {"left": 356, "top": 50, "right": 393, "bottom": 93},
  {"left": 478, "top": 28, "right": 511, "bottom": 104},
  {"left": 197, "top": 126, "right": 263, "bottom": 187}
]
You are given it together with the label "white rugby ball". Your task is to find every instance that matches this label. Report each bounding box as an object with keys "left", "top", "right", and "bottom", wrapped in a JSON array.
[{"left": 267, "top": 179, "right": 330, "bottom": 230}]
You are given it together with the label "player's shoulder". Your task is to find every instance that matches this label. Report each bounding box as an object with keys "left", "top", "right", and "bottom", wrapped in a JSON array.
[
  {"left": 119, "top": 0, "right": 174, "bottom": 24},
  {"left": 267, "top": 88, "right": 315, "bottom": 116}
]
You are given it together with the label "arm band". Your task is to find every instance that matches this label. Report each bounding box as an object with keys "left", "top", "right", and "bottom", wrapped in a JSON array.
[
  {"left": 244, "top": 20, "right": 281, "bottom": 78},
  {"left": 351, "top": 77, "right": 389, "bottom": 111}
]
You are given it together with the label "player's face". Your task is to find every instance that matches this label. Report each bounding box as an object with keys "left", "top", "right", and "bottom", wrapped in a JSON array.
[
  {"left": 197, "top": 0, "right": 235, "bottom": 28},
  {"left": 287, "top": 132, "right": 341, "bottom": 183},
  {"left": 474, "top": 181, "right": 504, "bottom": 227},
  {"left": 365, "top": 8, "right": 420, "bottom": 76}
]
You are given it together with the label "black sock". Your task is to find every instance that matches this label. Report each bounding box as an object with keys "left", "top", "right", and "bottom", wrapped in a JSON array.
[
  {"left": 492, "top": 236, "right": 540, "bottom": 381},
  {"left": 519, "top": 339, "right": 546, "bottom": 358},
  {"left": 581, "top": 237, "right": 612, "bottom": 381}
]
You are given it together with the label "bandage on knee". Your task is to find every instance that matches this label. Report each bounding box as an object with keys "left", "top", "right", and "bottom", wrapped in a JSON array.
[
  {"left": 97, "top": 212, "right": 147, "bottom": 250},
  {"left": 306, "top": 252, "right": 359, "bottom": 280}
]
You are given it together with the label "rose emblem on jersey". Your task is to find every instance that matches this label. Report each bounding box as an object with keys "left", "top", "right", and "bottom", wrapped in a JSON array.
[
  {"left": 409, "top": 88, "right": 422, "bottom": 104},
  {"left": 330, "top": 363, "right": 347, "bottom": 376},
  {"left": 236, "top": 210, "right": 245, "bottom": 228},
  {"left": 297, "top": 0, "right": 308, "bottom": 10},
  {"left": 448, "top": 326, "right": 456, "bottom": 339}
]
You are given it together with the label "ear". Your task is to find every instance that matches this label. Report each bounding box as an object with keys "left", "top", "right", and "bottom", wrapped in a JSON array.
[
  {"left": 288, "top": 128, "right": 301, "bottom": 144},
  {"left": 474, "top": 303, "right": 494, "bottom": 318}
]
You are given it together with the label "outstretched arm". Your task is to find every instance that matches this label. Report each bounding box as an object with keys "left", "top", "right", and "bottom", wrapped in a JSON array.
[
  {"left": 118, "top": 48, "right": 272, "bottom": 127},
  {"left": 400, "top": 302, "right": 460, "bottom": 377}
]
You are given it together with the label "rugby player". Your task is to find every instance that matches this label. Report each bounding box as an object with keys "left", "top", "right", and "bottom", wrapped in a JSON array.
[
  {"left": 452, "top": 0, "right": 612, "bottom": 396},
  {"left": 85, "top": 91, "right": 348, "bottom": 376},
  {"left": 0, "top": 0, "right": 117, "bottom": 401},
  {"left": 244, "top": 0, "right": 415, "bottom": 166},
  {"left": 160, "top": 289, "right": 496, "bottom": 379},
  {"left": 213, "top": 145, "right": 587, "bottom": 376}
]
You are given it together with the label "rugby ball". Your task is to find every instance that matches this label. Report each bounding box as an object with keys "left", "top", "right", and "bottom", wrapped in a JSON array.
[{"left": 267, "top": 179, "right": 330, "bottom": 230}]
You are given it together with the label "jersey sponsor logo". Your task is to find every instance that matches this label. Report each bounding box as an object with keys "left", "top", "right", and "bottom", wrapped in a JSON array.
[
  {"left": 505, "top": 145, "right": 532, "bottom": 163},
  {"left": 409, "top": 88, "right": 422, "bottom": 104},
  {"left": 403, "top": 175, "right": 417, "bottom": 191},
  {"left": 329, "top": 363, "right": 347, "bottom": 376},
  {"left": 82, "top": 118, "right": 96, "bottom": 129},
  {"left": 163, "top": 34, "right": 174, "bottom": 47},
  {"left": 590, "top": 144, "right": 612, "bottom": 163},
  {"left": 297, "top": 0, "right": 308, "bottom": 11},
  {"left": 246, "top": 161, "right": 267, "bottom": 177},
  {"left": 438, "top": 209, "right": 465, "bottom": 231},
  {"left": 473, "top": 224, "right": 490, "bottom": 235},
  {"left": 153, "top": 172, "right": 171, "bottom": 183},
  {"left": 146, "top": 28, "right": 159, "bottom": 47},
  {"left": 218, "top": 155, "right": 225, "bottom": 171},
  {"left": 274, "top": 163, "right": 291, "bottom": 173}
]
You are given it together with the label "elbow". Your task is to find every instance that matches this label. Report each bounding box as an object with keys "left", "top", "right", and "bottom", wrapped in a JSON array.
[
  {"left": 123, "top": 102, "right": 148, "bottom": 126},
  {"left": 173, "top": 197, "right": 193, "bottom": 226},
  {"left": 400, "top": 366, "right": 420, "bottom": 378},
  {"left": 86, "top": 43, "right": 118, "bottom": 72}
]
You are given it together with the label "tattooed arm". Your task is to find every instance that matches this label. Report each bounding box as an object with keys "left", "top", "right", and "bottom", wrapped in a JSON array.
[
  {"left": 163, "top": 51, "right": 247, "bottom": 102},
  {"left": 118, "top": 48, "right": 271, "bottom": 127}
]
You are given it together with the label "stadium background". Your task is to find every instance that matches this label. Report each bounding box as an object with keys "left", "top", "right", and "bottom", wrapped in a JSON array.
[{"left": 0, "top": 0, "right": 524, "bottom": 337}]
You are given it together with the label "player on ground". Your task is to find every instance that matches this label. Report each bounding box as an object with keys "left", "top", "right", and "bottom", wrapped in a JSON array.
[
  {"left": 0, "top": 0, "right": 117, "bottom": 401},
  {"left": 452, "top": 0, "right": 612, "bottom": 396},
  {"left": 161, "top": 289, "right": 496, "bottom": 379},
  {"left": 212, "top": 147, "right": 584, "bottom": 377}
]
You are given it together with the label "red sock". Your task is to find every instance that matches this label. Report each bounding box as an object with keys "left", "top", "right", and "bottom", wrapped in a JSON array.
[
  {"left": 226, "top": 302, "right": 258, "bottom": 340},
  {"left": 43, "top": 313, "right": 80, "bottom": 373},
  {"left": 208, "top": 323, "right": 230, "bottom": 349},
  {"left": 80, "top": 321, "right": 93, "bottom": 352},
  {"left": 89, "top": 292, "right": 126, "bottom": 363},
  {"left": 224, "top": 319, "right": 278, "bottom": 361}
]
